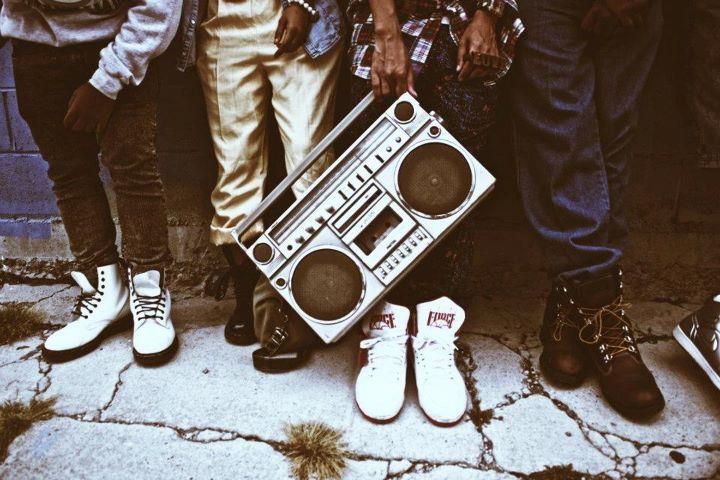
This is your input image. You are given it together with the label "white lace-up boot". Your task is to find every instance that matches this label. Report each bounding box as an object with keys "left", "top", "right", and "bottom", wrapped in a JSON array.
[
  {"left": 128, "top": 269, "right": 177, "bottom": 365},
  {"left": 413, "top": 296, "right": 468, "bottom": 425},
  {"left": 355, "top": 301, "right": 410, "bottom": 422},
  {"left": 42, "top": 263, "right": 130, "bottom": 362}
]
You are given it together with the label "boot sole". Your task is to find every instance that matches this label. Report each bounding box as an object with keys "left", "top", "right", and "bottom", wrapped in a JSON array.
[
  {"left": 42, "top": 315, "right": 133, "bottom": 364},
  {"left": 606, "top": 395, "right": 665, "bottom": 420},
  {"left": 355, "top": 399, "right": 403, "bottom": 424},
  {"left": 539, "top": 352, "right": 587, "bottom": 388},
  {"left": 133, "top": 337, "right": 179, "bottom": 367},
  {"left": 252, "top": 347, "right": 308, "bottom": 373},
  {"left": 673, "top": 325, "right": 720, "bottom": 391}
]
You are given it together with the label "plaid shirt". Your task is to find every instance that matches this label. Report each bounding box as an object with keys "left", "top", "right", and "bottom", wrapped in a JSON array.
[{"left": 347, "top": 0, "right": 524, "bottom": 84}]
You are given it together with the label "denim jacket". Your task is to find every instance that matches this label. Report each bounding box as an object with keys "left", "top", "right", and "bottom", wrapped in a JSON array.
[{"left": 176, "top": 0, "right": 343, "bottom": 71}]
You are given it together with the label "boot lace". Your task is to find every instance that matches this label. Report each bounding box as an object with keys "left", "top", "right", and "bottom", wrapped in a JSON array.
[
  {"left": 413, "top": 329, "right": 458, "bottom": 379},
  {"left": 72, "top": 292, "right": 100, "bottom": 319},
  {"left": 577, "top": 296, "right": 637, "bottom": 364},
  {"left": 360, "top": 334, "right": 408, "bottom": 380},
  {"left": 133, "top": 292, "right": 167, "bottom": 327}
]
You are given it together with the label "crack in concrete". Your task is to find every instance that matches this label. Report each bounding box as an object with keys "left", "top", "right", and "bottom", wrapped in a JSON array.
[
  {"left": 33, "top": 285, "right": 74, "bottom": 305},
  {"left": 97, "top": 361, "right": 133, "bottom": 419}
]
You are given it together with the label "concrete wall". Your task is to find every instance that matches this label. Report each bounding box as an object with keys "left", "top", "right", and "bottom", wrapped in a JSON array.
[{"left": 1, "top": 1, "right": 718, "bottom": 301}]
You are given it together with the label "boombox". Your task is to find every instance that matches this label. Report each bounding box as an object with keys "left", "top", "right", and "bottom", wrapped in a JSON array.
[{"left": 232, "top": 93, "right": 495, "bottom": 343}]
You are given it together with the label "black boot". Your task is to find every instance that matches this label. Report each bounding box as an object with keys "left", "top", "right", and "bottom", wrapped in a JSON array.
[{"left": 221, "top": 246, "right": 260, "bottom": 346}]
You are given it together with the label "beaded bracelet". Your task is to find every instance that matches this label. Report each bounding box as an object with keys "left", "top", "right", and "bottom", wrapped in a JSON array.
[
  {"left": 477, "top": 0, "right": 504, "bottom": 17},
  {"left": 286, "top": 0, "right": 319, "bottom": 22}
]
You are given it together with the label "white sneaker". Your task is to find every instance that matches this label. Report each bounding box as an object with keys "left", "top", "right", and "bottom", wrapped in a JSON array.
[
  {"left": 128, "top": 269, "right": 177, "bottom": 365},
  {"left": 355, "top": 301, "right": 410, "bottom": 422},
  {"left": 42, "top": 263, "right": 131, "bottom": 362},
  {"left": 413, "top": 296, "right": 468, "bottom": 425}
]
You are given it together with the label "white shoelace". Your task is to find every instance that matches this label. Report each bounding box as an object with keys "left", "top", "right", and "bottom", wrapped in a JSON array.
[
  {"left": 413, "top": 329, "right": 458, "bottom": 378},
  {"left": 360, "top": 334, "right": 408, "bottom": 379}
]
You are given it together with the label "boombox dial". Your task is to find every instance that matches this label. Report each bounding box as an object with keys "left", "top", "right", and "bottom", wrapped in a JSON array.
[{"left": 235, "top": 93, "right": 496, "bottom": 343}]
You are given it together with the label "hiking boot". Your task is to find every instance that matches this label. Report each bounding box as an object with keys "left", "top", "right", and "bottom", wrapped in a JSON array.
[
  {"left": 573, "top": 270, "right": 665, "bottom": 419},
  {"left": 539, "top": 283, "right": 589, "bottom": 386},
  {"left": 221, "top": 245, "right": 259, "bottom": 346}
]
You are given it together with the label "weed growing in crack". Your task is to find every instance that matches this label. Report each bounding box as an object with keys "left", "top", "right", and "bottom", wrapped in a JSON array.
[
  {"left": 284, "top": 422, "right": 347, "bottom": 480},
  {"left": 0, "top": 303, "right": 52, "bottom": 345},
  {"left": 528, "top": 464, "right": 612, "bottom": 480},
  {"left": 0, "top": 397, "right": 56, "bottom": 461}
]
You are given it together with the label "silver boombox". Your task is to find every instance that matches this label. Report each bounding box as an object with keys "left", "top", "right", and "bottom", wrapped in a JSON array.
[{"left": 233, "top": 93, "right": 495, "bottom": 343}]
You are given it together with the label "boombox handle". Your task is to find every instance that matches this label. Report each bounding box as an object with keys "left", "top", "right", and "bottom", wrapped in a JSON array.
[{"left": 233, "top": 92, "right": 376, "bottom": 245}]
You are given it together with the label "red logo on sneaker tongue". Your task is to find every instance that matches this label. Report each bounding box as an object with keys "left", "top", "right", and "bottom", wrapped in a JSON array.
[
  {"left": 427, "top": 311, "right": 455, "bottom": 328},
  {"left": 370, "top": 313, "right": 396, "bottom": 330}
]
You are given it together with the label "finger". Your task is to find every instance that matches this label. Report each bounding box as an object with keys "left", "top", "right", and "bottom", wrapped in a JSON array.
[
  {"left": 581, "top": 8, "right": 599, "bottom": 32},
  {"left": 72, "top": 116, "right": 88, "bottom": 133},
  {"left": 380, "top": 73, "right": 392, "bottom": 98},
  {"left": 67, "top": 90, "right": 79, "bottom": 109},
  {"left": 458, "top": 62, "right": 474, "bottom": 82},
  {"left": 274, "top": 17, "right": 287, "bottom": 45},
  {"left": 618, "top": 14, "right": 634, "bottom": 28},
  {"left": 63, "top": 108, "right": 78, "bottom": 130},
  {"left": 371, "top": 70, "right": 383, "bottom": 101},
  {"left": 457, "top": 37, "right": 468, "bottom": 72},
  {"left": 395, "top": 68, "right": 408, "bottom": 97},
  {"left": 407, "top": 68, "right": 417, "bottom": 97}
]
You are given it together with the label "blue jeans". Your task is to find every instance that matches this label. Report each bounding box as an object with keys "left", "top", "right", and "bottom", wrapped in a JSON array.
[{"left": 510, "top": 0, "right": 663, "bottom": 281}]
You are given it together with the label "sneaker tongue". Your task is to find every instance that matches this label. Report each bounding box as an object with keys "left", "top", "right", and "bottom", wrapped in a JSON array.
[
  {"left": 70, "top": 271, "right": 97, "bottom": 294},
  {"left": 132, "top": 270, "right": 162, "bottom": 296},
  {"left": 363, "top": 301, "right": 409, "bottom": 338},
  {"left": 416, "top": 296, "right": 465, "bottom": 335}
]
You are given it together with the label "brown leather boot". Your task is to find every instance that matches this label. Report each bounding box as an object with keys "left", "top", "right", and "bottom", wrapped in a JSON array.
[
  {"left": 572, "top": 270, "right": 665, "bottom": 419},
  {"left": 539, "top": 283, "right": 589, "bottom": 386}
]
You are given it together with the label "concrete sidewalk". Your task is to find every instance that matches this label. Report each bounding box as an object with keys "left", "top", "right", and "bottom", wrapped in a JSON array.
[{"left": 0, "top": 283, "right": 718, "bottom": 479}]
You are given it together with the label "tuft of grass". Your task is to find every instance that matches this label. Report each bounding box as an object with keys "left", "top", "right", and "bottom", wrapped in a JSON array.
[
  {"left": 0, "top": 397, "right": 56, "bottom": 461},
  {"left": 284, "top": 422, "right": 347, "bottom": 480},
  {"left": 0, "top": 303, "right": 49, "bottom": 345}
]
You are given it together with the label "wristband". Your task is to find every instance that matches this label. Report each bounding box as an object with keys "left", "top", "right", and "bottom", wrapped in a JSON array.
[{"left": 286, "top": 0, "right": 319, "bottom": 22}]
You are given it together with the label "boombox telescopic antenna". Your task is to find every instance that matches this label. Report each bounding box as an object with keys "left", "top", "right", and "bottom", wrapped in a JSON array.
[{"left": 234, "top": 92, "right": 376, "bottom": 244}]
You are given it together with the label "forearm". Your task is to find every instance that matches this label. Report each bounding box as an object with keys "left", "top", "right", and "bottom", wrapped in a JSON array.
[
  {"left": 368, "top": 0, "right": 401, "bottom": 38},
  {"left": 90, "top": 0, "right": 182, "bottom": 99}
]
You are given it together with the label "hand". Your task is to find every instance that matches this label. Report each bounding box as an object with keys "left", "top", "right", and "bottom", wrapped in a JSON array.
[
  {"left": 370, "top": 29, "right": 416, "bottom": 100},
  {"left": 63, "top": 83, "right": 115, "bottom": 134},
  {"left": 274, "top": 5, "right": 311, "bottom": 56},
  {"left": 581, "top": 1, "right": 617, "bottom": 35},
  {"left": 602, "top": 0, "right": 649, "bottom": 28},
  {"left": 457, "top": 10, "right": 500, "bottom": 82}
]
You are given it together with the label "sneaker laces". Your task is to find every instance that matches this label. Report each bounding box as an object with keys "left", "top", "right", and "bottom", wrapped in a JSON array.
[
  {"left": 360, "top": 334, "right": 408, "bottom": 378},
  {"left": 577, "top": 296, "right": 636, "bottom": 362},
  {"left": 72, "top": 292, "right": 100, "bottom": 319},
  {"left": 413, "top": 329, "right": 458, "bottom": 377},
  {"left": 132, "top": 291, "right": 167, "bottom": 327}
]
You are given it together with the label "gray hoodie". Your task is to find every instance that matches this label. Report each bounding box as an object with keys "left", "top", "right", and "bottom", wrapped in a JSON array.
[{"left": 0, "top": 0, "right": 182, "bottom": 99}]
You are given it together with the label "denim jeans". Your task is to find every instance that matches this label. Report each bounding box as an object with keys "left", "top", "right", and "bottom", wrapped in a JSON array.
[
  {"left": 346, "top": 27, "right": 500, "bottom": 307},
  {"left": 510, "top": 0, "right": 663, "bottom": 282},
  {"left": 12, "top": 40, "right": 172, "bottom": 277}
]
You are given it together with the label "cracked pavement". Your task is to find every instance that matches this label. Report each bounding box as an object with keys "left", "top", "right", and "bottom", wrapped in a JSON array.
[{"left": 1, "top": 284, "right": 719, "bottom": 479}]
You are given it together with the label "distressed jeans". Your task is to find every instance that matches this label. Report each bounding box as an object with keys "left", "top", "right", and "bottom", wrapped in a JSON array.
[
  {"left": 510, "top": 0, "right": 663, "bottom": 281},
  {"left": 12, "top": 40, "right": 172, "bottom": 276}
]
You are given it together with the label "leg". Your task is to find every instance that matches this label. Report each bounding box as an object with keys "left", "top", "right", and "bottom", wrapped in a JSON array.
[
  {"left": 593, "top": 0, "right": 663, "bottom": 250},
  {"left": 266, "top": 36, "right": 343, "bottom": 199},
  {"left": 197, "top": 0, "right": 272, "bottom": 246},
  {"left": 511, "top": 0, "right": 615, "bottom": 282},
  {"left": 12, "top": 41, "right": 117, "bottom": 276},
  {"left": 99, "top": 63, "right": 172, "bottom": 273}
]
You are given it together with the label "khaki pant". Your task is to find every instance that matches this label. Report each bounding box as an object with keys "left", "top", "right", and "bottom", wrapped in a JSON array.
[{"left": 197, "top": 0, "right": 342, "bottom": 245}]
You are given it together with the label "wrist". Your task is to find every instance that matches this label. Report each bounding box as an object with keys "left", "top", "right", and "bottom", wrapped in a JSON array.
[{"left": 374, "top": 21, "right": 401, "bottom": 40}]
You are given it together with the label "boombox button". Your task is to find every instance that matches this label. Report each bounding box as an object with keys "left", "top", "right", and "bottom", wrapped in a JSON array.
[
  {"left": 409, "top": 239, "right": 417, "bottom": 246},
  {"left": 396, "top": 249, "right": 405, "bottom": 258},
  {"left": 384, "top": 261, "right": 393, "bottom": 271},
  {"left": 326, "top": 206, "right": 336, "bottom": 214},
  {"left": 391, "top": 256, "right": 399, "bottom": 265},
  {"left": 305, "top": 226, "right": 315, "bottom": 234},
  {"left": 295, "top": 236, "right": 304, "bottom": 244},
  {"left": 403, "top": 245, "right": 411, "bottom": 253}
]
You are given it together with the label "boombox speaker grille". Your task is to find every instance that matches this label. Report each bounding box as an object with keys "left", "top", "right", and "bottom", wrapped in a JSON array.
[
  {"left": 398, "top": 143, "right": 472, "bottom": 216},
  {"left": 291, "top": 249, "right": 364, "bottom": 321}
]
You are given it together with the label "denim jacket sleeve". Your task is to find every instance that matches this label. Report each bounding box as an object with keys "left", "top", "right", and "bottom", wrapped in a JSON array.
[
  {"left": 281, "top": 0, "right": 344, "bottom": 59},
  {"left": 176, "top": 0, "right": 207, "bottom": 71}
]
